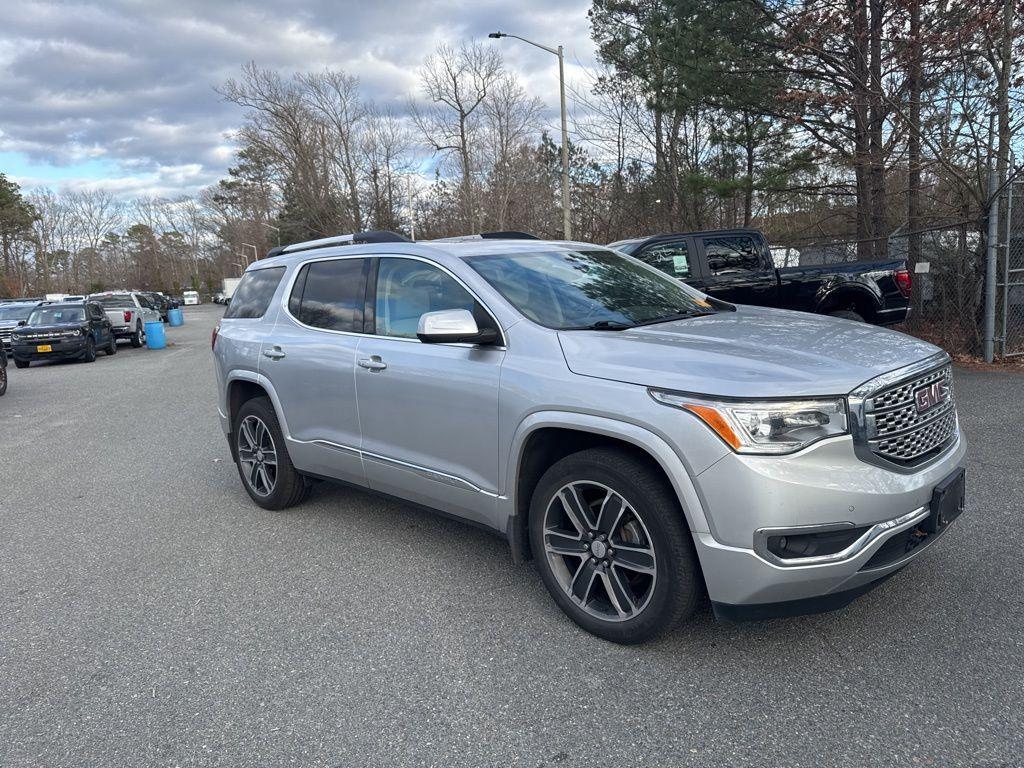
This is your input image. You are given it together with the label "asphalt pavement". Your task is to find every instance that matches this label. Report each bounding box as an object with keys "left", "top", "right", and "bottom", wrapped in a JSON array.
[{"left": 0, "top": 305, "right": 1021, "bottom": 767}]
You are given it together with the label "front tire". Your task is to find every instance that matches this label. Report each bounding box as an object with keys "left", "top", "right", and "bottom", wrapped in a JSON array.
[
  {"left": 83, "top": 337, "right": 97, "bottom": 363},
  {"left": 14, "top": 359, "right": 28, "bottom": 369},
  {"left": 106, "top": 334, "right": 117, "bottom": 355},
  {"left": 233, "top": 397, "right": 310, "bottom": 510},
  {"left": 529, "top": 447, "right": 700, "bottom": 644},
  {"left": 0, "top": 364, "right": 6, "bottom": 396}
]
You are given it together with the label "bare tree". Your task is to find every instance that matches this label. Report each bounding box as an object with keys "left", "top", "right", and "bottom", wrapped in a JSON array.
[{"left": 412, "top": 42, "right": 503, "bottom": 232}]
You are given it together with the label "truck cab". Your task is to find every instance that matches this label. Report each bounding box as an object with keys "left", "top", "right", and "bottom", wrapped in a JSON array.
[{"left": 609, "top": 228, "right": 912, "bottom": 325}]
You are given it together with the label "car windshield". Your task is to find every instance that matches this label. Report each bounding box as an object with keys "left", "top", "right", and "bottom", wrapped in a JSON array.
[
  {"left": 464, "top": 249, "right": 715, "bottom": 330},
  {"left": 0, "top": 305, "right": 34, "bottom": 321},
  {"left": 94, "top": 295, "right": 133, "bottom": 308},
  {"left": 28, "top": 307, "right": 85, "bottom": 325}
]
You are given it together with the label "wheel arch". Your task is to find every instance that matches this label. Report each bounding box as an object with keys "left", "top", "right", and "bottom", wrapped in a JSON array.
[
  {"left": 815, "top": 284, "right": 881, "bottom": 322},
  {"left": 225, "top": 371, "right": 291, "bottom": 443},
  {"left": 504, "top": 412, "right": 709, "bottom": 563}
]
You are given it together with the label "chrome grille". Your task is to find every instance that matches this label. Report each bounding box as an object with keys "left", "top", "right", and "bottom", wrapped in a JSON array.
[{"left": 863, "top": 364, "right": 957, "bottom": 465}]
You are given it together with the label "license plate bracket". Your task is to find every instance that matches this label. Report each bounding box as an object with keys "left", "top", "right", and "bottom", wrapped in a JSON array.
[{"left": 924, "top": 468, "right": 966, "bottom": 534}]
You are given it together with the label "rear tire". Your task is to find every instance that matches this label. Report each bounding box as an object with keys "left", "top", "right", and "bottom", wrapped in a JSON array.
[
  {"left": 130, "top": 324, "right": 144, "bottom": 348},
  {"left": 828, "top": 309, "right": 864, "bottom": 322},
  {"left": 233, "top": 397, "right": 310, "bottom": 510},
  {"left": 529, "top": 447, "right": 700, "bottom": 644}
]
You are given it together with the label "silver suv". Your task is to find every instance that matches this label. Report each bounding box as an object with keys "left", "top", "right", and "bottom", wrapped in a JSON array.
[{"left": 213, "top": 232, "right": 967, "bottom": 643}]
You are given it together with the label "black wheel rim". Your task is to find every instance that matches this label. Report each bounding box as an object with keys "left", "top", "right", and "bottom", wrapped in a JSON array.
[
  {"left": 237, "top": 415, "right": 278, "bottom": 497},
  {"left": 543, "top": 481, "right": 657, "bottom": 622}
]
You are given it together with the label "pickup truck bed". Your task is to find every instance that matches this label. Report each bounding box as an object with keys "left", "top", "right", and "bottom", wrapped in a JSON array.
[{"left": 609, "top": 228, "right": 912, "bottom": 325}]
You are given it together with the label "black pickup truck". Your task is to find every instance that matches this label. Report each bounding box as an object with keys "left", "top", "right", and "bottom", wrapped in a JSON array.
[{"left": 608, "top": 228, "right": 912, "bottom": 325}]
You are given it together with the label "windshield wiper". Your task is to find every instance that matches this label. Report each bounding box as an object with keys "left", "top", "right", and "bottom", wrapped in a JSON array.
[
  {"left": 632, "top": 309, "right": 717, "bottom": 327},
  {"left": 563, "top": 319, "right": 635, "bottom": 331}
]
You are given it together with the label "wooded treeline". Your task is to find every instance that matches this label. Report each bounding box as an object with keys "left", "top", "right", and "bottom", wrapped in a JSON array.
[{"left": 1, "top": 0, "right": 1020, "bottom": 298}]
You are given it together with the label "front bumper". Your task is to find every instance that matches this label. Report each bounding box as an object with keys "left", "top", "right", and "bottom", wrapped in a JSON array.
[
  {"left": 12, "top": 338, "right": 88, "bottom": 361},
  {"left": 691, "top": 429, "right": 966, "bottom": 614}
]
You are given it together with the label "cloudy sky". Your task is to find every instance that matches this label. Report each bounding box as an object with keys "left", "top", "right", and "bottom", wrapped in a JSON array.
[{"left": 0, "top": 0, "right": 596, "bottom": 199}]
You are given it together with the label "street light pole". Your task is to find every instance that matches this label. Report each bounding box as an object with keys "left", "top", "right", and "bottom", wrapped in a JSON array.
[
  {"left": 260, "top": 222, "right": 281, "bottom": 247},
  {"left": 241, "top": 243, "right": 259, "bottom": 263},
  {"left": 489, "top": 31, "right": 572, "bottom": 240}
]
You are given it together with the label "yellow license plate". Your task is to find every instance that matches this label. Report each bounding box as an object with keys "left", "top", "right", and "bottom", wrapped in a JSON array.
[{"left": 36, "top": 344, "right": 52, "bottom": 353}]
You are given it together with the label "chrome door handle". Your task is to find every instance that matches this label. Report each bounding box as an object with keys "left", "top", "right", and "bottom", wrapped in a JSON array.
[
  {"left": 263, "top": 347, "right": 286, "bottom": 360},
  {"left": 357, "top": 356, "right": 387, "bottom": 371}
]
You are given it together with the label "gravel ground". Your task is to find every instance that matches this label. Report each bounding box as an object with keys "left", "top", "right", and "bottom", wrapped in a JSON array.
[{"left": 0, "top": 305, "right": 1020, "bottom": 768}]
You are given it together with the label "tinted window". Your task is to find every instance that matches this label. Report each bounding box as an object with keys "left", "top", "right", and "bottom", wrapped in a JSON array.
[
  {"left": 95, "top": 295, "right": 135, "bottom": 308},
  {"left": 640, "top": 241, "right": 693, "bottom": 279},
  {"left": 703, "top": 236, "right": 763, "bottom": 274},
  {"left": 375, "top": 258, "right": 477, "bottom": 339},
  {"left": 288, "top": 259, "right": 368, "bottom": 332},
  {"left": 0, "top": 304, "right": 34, "bottom": 321},
  {"left": 224, "top": 266, "right": 286, "bottom": 319},
  {"left": 466, "top": 249, "right": 713, "bottom": 330},
  {"left": 28, "top": 307, "right": 85, "bottom": 325}
]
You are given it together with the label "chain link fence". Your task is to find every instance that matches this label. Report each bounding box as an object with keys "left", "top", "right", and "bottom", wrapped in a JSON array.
[
  {"left": 998, "top": 179, "right": 1024, "bottom": 357},
  {"left": 771, "top": 225, "right": 985, "bottom": 356}
]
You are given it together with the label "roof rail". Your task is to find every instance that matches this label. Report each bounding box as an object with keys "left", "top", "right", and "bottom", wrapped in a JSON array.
[
  {"left": 270, "top": 230, "right": 411, "bottom": 258},
  {"left": 433, "top": 231, "right": 541, "bottom": 243}
]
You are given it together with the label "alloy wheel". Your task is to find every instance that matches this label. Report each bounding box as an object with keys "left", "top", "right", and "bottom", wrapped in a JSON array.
[
  {"left": 542, "top": 481, "right": 657, "bottom": 622},
  {"left": 237, "top": 415, "right": 278, "bottom": 497}
]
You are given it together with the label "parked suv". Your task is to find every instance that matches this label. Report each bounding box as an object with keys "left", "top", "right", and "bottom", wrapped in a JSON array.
[
  {"left": 0, "top": 337, "right": 6, "bottom": 396},
  {"left": 11, "top": 301, "right": 117, "bottom": 367},
  {"left": 0, "top": 300, "right": 42, "bottom": 356},
  {"left": 213, "top": 233, "right": 966, "bottom": 643}
]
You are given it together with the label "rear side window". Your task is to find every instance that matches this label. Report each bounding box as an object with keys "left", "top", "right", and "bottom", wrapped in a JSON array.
[
  {"left": 703, "top": 235, "right": 763, "bottom": 275},
  {"left": 224, "top": 267, "right": 286, "bottom": 319},
  {"left": 288, "top": 258, "right": 369, "bottom": 332}
]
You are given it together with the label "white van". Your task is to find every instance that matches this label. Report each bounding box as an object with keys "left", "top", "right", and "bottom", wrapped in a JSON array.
[{"left": 183, "top": 290, "right": 200, "bottom": 306}]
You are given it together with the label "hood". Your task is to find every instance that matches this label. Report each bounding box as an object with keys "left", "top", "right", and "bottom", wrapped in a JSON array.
[{"left": 557, "top": 305, "right": 943, "bottom": 398}]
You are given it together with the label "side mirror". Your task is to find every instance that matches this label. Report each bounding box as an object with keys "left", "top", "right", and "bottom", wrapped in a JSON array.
[
  {"left": 17, "top": 320, "right": 26, "bottom": 327},
  {"left": 416, "top": 309, "right": 497, "bottom": 345}
]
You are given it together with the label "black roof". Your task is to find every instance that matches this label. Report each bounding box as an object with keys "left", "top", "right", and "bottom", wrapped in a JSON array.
[{"left": 609, "top": 227, "right": 764, "bottom": 252}]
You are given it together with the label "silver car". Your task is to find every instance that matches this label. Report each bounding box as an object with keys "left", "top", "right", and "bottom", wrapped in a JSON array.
[{"left": 213, "top": 233, "right": 966, "bottom": 643}]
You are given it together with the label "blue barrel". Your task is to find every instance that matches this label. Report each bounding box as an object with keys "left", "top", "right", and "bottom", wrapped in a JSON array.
[
  {"left": 145, "top": 320, "right": 166, "bottom": 350},
  {"left": 167, "top": 307, "right": 184, "bottom": 326}
]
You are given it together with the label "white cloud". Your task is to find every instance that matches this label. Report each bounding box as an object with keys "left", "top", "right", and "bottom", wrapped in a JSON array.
[{"left": 0, "top": 0, "right": 597, "bottom": 198}]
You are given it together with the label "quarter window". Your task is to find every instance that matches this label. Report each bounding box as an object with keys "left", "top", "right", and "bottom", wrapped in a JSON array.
[
  {"left": 640, "top": 241, "right": 693, "bottom": 279},
  {"left": 224, "top": 266, "right": 286, "bottom": 319},
  {"left": 374, "top": 258, "right": 479, "bottom": 339},
  {"left": 703, "top": 236, "right": 763, "bottom": 274},
  {"left": 288, "top": 259, "right": 368, "bottom": 332}
]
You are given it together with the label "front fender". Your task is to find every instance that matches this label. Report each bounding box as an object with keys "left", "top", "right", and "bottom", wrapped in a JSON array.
[{"left": 503, "top": 410, "right": 711, "bottom": 536}]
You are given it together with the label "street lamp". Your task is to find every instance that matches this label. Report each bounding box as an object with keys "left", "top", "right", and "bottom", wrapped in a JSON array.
[
  {"left": 260, "top": 222, "right": 281, "bottom": 247},
  {"left": 489, "top": 31, "right": 571, "bottom": 240},
  {"left": 232, "top": 260, "right": 247, "bottom": 277},
  {"left": 241, "top": 243, "right": 259, "bottom": 263}
]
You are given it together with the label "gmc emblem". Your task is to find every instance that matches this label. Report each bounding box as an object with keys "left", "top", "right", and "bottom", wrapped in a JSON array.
[{"left": 914, "top": 380, "right": 950, "bottom": 414}]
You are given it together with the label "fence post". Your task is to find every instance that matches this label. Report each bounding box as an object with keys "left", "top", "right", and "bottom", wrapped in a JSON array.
[{"left": 984, "top": 164, "right": 999, "bottom": 363}]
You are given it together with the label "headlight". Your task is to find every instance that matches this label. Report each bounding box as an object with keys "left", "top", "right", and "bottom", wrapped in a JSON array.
[{"left": 650, "top": 391, "right": 848, "bottom": 454}]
